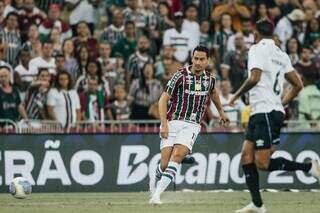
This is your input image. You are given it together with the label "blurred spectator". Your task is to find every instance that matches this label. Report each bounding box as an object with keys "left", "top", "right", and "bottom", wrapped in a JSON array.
[
  {"left": 286, "top": 37, "right": 301, "bottom": 65},
  {"left": 49, "top": 27, "right": 63, "bottom": 56},
  {"left": 66, "top": 0, "right": 95, "bottom": 35},
  {"left": 142, "top": 0, "right": 158, "bottom": 32},
  {"left": 126, "top": 35, "right": 153, "bottom": 86},
  {"left": 295, "top": 45, "right": 319, "bottom": 86},
  {"left": 275, "top": 9, "right": 305, "bottom": 50},
  {"left": 0, "top": 65, "right": 28, "bottom": 121},
  {"left": 47, "top": 70, "right": 81, "bottom": 128},
  {"left": 209, "top": 79, "right": 245, "bottom": 125},
  {"left": 212, "top": 0, "right": 250, "bottom": 32},
  {"left": 4, "top": 0, "right": 24, "bottom": 18},
  {"left": 128, "top": 63, "right": 162, "bottom": 119},
  {"left": 37, "top": 0, "right": 64, "bottom": 12},
  {"left": 182, "top": 4, "right": 200, "bottom": 49},
  {"left": 298, "top": 84, "right": 320, "bottom": 127},
  {"left": 163, "top": 11, "right": 193, "bottom": 64},
  {"left": 62, "top": 38, "right": 78, "bottom": 80},
  {"left": 303, "top": 18, "right": 320, "bottom": 46},
  {"left": 0, "top": 12, "right": 21, "bottom": 66},
  {"left": 227, "top": 18, "right": 254, "bottom": 51},
  {"left": 19, "top": 0, "right": 46, "bottom": 40},
  {"left": 80, "top": 77, "right": 112, "bottom": 122},
  {"left": 221, "top": 32, "right": 248, "bottom": 92},
  {"left": 110, "top": 84, "right": 130, "bottom": 120},
  {"left": 14, "top": 47, "right": 32, "bottom": 98},
  {"left": 0, "top": 0, "right": 5, "bottom": 25},
  {"left": 253, "top": 1, "right": 272, "bottom": 23},
  {"left": 75, "top": 60, "right": 110, "bottom": 96},
  {"left": 24, "top": 68, "right": 51, "bottom": 119},
  {"left": 73, "top": 21, "right": 98, "bottom": 60},
  {"left": 29, "top": 40, "right": 56, "bottom": 76},
  {"left": 156, "top": 1, "right": 175, "bottom": 33},
  {"left": 97, "top": 42, "right": 124, "bottom": 91},
  {"left": 73, "top": 45, "right": 89, "bottom": 79},
  {"left": 0, "top": 41, "right": 13, "bottom": 80},
  {"left": 199, "top": 19, "right": 214, "bottom": 49},
  {"left": 39, "top": 4, "right": 72, "bottom": 43},
  {"left": 111, "top": 20, "right": 137, "bottom": 61},
  {"left": 100, "top": 9, "right": 124, "bottom": 46},
  {"left": 55, "top": 54, "right": 66, "bottom": 74},
  {"left": 123, "top": 0, "right": 145, "bottom": 31},
  {"left": 213, "top": 13, "right": 235, "bottom": 63},
  {"left": 23, "top": 24, "right": 42, "bottom": 58}
]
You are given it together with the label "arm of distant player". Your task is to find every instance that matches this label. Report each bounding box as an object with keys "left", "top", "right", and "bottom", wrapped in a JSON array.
[
  {"left": 229, "top": 68, "right": 262, "bottom": 105},
  {"left": 282, "top": 70, "right": 303, "bottom": 106},
  {"left": 158, "top": 92, "right": 171, "bottom": 139},
  {"left": 210, "top": 89, "right": 230, "bottom": 126}
]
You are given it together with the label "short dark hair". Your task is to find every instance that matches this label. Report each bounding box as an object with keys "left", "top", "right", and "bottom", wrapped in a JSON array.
[
  {"left": 6, "top": 11, "right": 19, "bottom": 20},
  {"left": 125, "top": 20, "right": 135, "bottom": 27},
  {"left": 192, "top": 46, "right": 210, "bottom": 58},
  {"left": 256, "top": 19, "right": 274, "bottom": 37}
]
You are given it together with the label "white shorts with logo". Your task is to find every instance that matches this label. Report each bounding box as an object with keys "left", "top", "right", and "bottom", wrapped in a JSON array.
[{"left": 160, "top": 120, "right": 201, "bottom": 152}]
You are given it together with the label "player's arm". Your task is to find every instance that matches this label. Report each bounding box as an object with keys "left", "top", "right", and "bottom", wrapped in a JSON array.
[
  {"left": 158, "top": 92, "right": 171, "bottom": 139},
  {"left": 229, "top": 69, "right": 262, "bottom": 105},
  {"left": 210, "top": 88, "right": 230, "bottom": 126},
  {"left": 282, "top": 70, "right": 303, "bottom": 106}
]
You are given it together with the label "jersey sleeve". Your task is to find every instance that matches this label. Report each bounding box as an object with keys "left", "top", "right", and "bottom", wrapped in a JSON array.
[
  {"left": 248, "top": 46, "right": 264, "bottom": 72},
  {"left": 165, "top": 71, "right": 183, "bottom": 96}
]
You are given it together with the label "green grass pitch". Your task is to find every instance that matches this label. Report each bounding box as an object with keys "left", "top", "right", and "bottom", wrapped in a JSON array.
[{"left": 0, "top": 191, "right": 319, "bottom": 213}]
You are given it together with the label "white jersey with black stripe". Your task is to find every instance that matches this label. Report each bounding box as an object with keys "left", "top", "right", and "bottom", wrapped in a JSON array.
[
  {"left": 248, "top": 39, "right": 294, "bottom": 115},
  {"left": 47, "top": 88, "right": 80, "bottom": 128}
]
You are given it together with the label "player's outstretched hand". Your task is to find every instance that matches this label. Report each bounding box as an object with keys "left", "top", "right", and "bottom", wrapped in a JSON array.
[
  {"left": 160, "top": 123, "right": 169, "bottom": 139},
  {"left": 220, "top": 112, "right": 230, "bottom": 127},
  {"left": 228, "top": 96, "right": 238, "bottom": 107}
]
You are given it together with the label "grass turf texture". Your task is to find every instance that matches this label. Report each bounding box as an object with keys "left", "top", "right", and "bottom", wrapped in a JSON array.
[{"left": 0, "top": 191, "right": 319, "bottom": 213}]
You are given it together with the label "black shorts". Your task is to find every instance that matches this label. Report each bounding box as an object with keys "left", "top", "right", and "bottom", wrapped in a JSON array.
[{"left": 245, "top": 110, "right": 284, "bottom": 149}]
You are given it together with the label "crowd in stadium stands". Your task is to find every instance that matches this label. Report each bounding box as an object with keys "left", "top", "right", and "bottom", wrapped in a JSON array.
[{"left": 0, "top": 0, "right": 319, "bottom": 129}]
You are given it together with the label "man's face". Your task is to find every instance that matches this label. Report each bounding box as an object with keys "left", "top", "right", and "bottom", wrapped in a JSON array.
[
  {"left": 113, "top": 12, "right": 123, "bottom": 27},
  {"left": 138, "top": 37, "right": 150, "bottom": 53},
  {"left": 0, "top": 1, "right": 5, "bottom": 15},
  {"left": 125, "top": 23, "right": 135, "bottom": 37},
  {"left": 127, "top": 0, "right": 138, "bottom": 10},
  {"left": 24, "top": 0, "right": 35, "bottom": 11},
  {"left": 301, "top": 48, "right": 311, "bottom": 61},
  {"left": 20, "top": 51, "right": 31, "bottom": 65},
  {"left": 49, "top": 9, "right": 60, "bottom": 20},
  {"left": 99, "top": 43, "right": 112, "bottom": 58},
  {"left": 192, "top": 51, "right": 209, "bottom": 71},
  {"left": 56, "top": 57, "right": 65, "bottom": 69},
  {"left": 0, "top": 68, "right": 10, "bottom": 86},
  {"left": 7, "top": 15, "right": 18, "bottom": 29},
  {"left": 242, "top": 21, "right": 252, "bottom": 35},
  {"left": 235, "top": 35, "right": 244, "bottom": 49},
  {"left": 186, "top": 6, "right": 197, "bottom": 21},
  {"left": 174, "top": 17, "right": 183, "bottom": 29},
  {"left": 221, "top": 80, "right": 231, "bottom": 95},
  {"left": 42, "top": 43, "right": 53, "bottom": 58}
]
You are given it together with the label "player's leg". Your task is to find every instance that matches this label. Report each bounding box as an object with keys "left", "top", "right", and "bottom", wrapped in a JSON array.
[
  {"left": 149, "top": 146, "right": 173, "bottom": 195},
  {"left": 262, "top": 111, "right": 319, "bottom": 179},
  {"left": 150, "top": 122, "right": 199, "bottom": 204},
  {"left": 151, "top": 144, "right": 189, "bottom": 200},
  {"left": 236, "top": 114, "right": 267, "bottom": 213}
]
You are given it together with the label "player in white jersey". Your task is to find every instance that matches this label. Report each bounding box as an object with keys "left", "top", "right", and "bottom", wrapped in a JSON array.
[{"left": 229, "top": 19, "right": 320, "bottom": 213}]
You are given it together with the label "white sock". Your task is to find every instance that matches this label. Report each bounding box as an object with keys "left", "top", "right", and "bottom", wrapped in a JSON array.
[
  {"left": 155, "top": 164, "right": 163, "bottom": 181},
  {"left": 153, "top": 161, "right": 180, "bottom": 196}
]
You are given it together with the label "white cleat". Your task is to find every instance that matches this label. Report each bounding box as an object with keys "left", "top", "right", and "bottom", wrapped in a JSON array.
[
  {"left": 235, "top": 202, "right": 267, "bottom": 213},
  {"left": 309, "top": 160, "right": 320, "bottom": 182},
  {"left": 149, "top": 194, "right": 162, "bottom": 205}
]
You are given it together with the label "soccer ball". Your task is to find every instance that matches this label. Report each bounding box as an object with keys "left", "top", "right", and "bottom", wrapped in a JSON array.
[{"left": 9, "top": 177, "right": 32, "bottom": 199}]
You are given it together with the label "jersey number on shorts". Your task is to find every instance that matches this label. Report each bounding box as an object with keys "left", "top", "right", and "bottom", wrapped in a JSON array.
[{"left": 273, "top": 71, "right": 281, "bottom": 95}]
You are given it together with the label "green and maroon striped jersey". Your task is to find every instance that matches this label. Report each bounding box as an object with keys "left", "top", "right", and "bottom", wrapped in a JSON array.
[{"left": 165, "top": 66, "right": 215, "bottom": 124}]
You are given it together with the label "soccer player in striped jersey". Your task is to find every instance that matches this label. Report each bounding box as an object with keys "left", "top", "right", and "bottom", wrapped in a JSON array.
[{"left": 149, "top": 46, "right": 230, "bottom": 204}]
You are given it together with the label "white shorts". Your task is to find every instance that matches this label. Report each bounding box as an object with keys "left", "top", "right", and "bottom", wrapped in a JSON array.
[{"left": 160, "top": 120, "right": 201, "bottom": 152}]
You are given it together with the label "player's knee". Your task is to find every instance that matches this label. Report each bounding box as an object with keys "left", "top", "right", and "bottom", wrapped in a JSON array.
[
  {"left": 171, "top": 153, "right": 185, "bottom": 164},
  {"left": 160, "top": 161, "right": 168, "bottom": 172},
  {"left": 241, "top": 151, "right": 253, "bottom": 165},
  {"left": 255, "top": 159, "right": 269, "bottom": 170}
]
